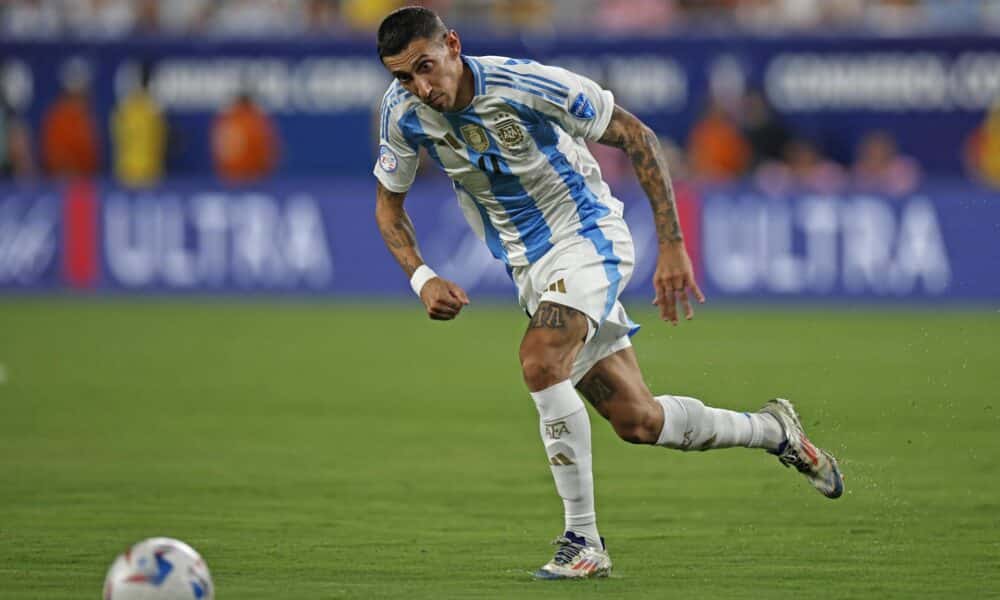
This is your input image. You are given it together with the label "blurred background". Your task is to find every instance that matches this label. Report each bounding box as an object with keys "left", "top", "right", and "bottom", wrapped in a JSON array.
[
  {"left": 1, "top": 0, "right": 998, "bottom": 300},
  {"left": 1, "top": 3, "right": 998, "bottom": 597}
]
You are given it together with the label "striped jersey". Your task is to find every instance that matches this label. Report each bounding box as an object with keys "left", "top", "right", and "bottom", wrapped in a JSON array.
[{"left": 373, "top": 55, "right": 624, "bottom": 268}]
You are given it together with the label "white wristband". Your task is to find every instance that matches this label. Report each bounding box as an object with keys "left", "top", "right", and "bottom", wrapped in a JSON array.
[{"left": 409, "top": 264, "right": 438, "bottom": 296}]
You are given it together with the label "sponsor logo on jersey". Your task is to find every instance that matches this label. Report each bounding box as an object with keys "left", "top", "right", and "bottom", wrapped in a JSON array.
[
  {"left": 378, "top": 145, "right": 398, "bottom": 172},
  {"left": 495, "top": 118, "right": 526, "bottom": 150},
  {"left": 570, "top": 92, "right": 596, "bottom": 120},
  {"left": 460, "top": 124, "right": 490, "bottom": 153}
]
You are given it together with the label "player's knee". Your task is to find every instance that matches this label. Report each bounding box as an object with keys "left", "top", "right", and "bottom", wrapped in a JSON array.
[
  {"left": 611, "top": 420, "right": 647, "bottom": 444},
  {"left": 519, "top": 335, "right": 573, "bottom": 391},
  {"left": 609, "top": 404, "right": 661, "bottom": 445},
  {"left": 520, "top": 354, "right": 569, "bottom": 391}
]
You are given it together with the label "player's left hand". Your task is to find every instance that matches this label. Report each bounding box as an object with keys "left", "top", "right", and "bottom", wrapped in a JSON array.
[{"left": 652, "top": 241, "right": 705, "bottom": 325}]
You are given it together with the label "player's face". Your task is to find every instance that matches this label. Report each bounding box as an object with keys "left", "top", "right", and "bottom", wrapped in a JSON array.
[{"left": 383, "top": 30, "right": 465, "bottom": 112}]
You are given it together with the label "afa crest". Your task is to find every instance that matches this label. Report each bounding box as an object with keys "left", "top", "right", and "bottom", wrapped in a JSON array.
[
  {"left": 460, "top": 124, "right": 490, "bottom": 153},
  {"left": 495, "top": 118, "right": 526, "bottom": 150}
]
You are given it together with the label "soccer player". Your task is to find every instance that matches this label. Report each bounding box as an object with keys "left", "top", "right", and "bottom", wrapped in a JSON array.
[{"left": 372, "top": 7, "right": 844, "bottom": 580}]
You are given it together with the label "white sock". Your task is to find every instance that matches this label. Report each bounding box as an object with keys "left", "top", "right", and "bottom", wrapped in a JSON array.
[
  {"left": 531, "top": 380, "right": 601, "bottom": 548},
  {"left": 655, "top": 395, "right": 785, "bottom": 451}
]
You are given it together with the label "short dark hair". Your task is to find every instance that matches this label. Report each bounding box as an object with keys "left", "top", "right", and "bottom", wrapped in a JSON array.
[{"left": 377, "top": 7, "right": 447, "bottom": 61}]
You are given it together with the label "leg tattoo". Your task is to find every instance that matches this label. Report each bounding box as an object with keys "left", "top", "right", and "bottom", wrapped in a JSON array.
[
  {"left": 577, "top": 373, "right": 615, "bottom": 411},
  {"left": 529, "top": 304, "right": 568, "bottom": 330}
]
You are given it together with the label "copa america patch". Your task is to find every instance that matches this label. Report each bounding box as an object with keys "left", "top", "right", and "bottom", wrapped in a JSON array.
[{"left": 378, "top": 145, "right": 398, "bottom": 172}]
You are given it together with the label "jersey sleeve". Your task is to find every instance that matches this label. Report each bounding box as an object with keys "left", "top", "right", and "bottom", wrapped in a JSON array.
[
  {"left": 499, "top": 60, "right": 615, "bottom": 142},
  {"left": 372, "top": 100, "right": 419, "bottom": 194}
]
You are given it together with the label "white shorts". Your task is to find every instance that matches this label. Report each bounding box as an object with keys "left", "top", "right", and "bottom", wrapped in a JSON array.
[{"left": 511, "top": 215, "right": 639, "bottom": 384}]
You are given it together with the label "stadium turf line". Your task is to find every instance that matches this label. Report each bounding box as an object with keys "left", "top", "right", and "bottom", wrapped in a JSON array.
[{"left": 0, "top": 299, "right": 997, "bottom": 599}]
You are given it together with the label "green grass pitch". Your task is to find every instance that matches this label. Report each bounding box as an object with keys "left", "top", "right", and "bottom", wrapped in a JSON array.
[{"left": 0, "top": 299, "right": 997, "bottom": 598}]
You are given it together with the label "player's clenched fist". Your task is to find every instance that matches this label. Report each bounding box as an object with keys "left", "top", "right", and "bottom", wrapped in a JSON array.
[{"left": 419, "top": 277, "right": 470, "bottom": 320}]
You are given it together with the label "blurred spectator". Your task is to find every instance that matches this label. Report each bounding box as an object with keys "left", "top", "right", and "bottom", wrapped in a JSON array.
[
  {"left": 733, "top": 0, "right": 866, "bottom": 32},
  {"left": 851, "top": 130, "right": 921, "bottom": 195},
  {"left": 687, "top": 99, "right": 751, "bottom": 182},
  {"left": 987, "top": 0, "right": 1000, "bottom": 30},
  {"left": 921, "top": 0, "right": 983, "bottom": 32},
  {"left": 4, "top": 0, "right": 1000, "bottom": 37},
  {"left": 156, "top": 0, "right": 213, "bottom": 34},
  {"left": 341, "top": 0, "right": 401, "bottom": 31},
  {"left": 596, "top": 0, "right": 676, "bottom": 33},
  {"left": 0, "top": 94, "right": 35, "bottom": 179},
  {"left": 41, "top": 60, "right": 100, "bottom": 178},
  {"left": 863, "top": 0, "right": 923, "bottom": 32},
  {"left": 211, "top": 91, "right": 279, "bottom": 183},
  {"left": 65, "top": 0, "right": 135, "bottom": 38},
  {"left": 756, "top": 138, "right": 846, "bottom": 194},
  {"left": 492, "top": 0, "right": 551, "bottom": 30},
  {"left": 209, "top": 0, "right": 305, "bottom": 37},
  {"left": 134, "top": 0, "right": 160, "bottom": 34},
  {"left": 2, "top": 0, "right": 61, "bottom": 38},
  {"left": 111, "top": 63, "right": 167, "bottom": 187},
  {"left": 305, "top": 0, "right": 341, "bottom": 34},
  {"left": 964, "top": 100, "right": 1000, "bottom": 188},
  {"left": 741, "top": 89, "right": 791, "bottom": 167}
]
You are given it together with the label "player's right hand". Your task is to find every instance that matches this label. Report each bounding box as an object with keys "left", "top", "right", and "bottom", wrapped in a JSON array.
[{"left": 419, "top": 277, "right": 470, "bottom": 321}]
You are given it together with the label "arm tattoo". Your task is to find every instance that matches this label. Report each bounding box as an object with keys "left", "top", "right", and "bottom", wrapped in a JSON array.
[
  {"left": 381, "top": 218, "right": 416, "bottom": 250},
  {"left": 598, "top": 105, "right": 683, "bottom": 243},
  {"left": 528, "top": 304, "right": 567, "bottom": 329},
  {"left": 375, "top": 182, "right": 424, "bottom": 276},
  {"left": 577, "top": 373, "right": 615, "bottom": 409}
]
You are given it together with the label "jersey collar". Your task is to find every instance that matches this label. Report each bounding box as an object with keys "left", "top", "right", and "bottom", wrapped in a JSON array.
[{"left": 462, "top": 55, "right": 486, "bottom": 98}]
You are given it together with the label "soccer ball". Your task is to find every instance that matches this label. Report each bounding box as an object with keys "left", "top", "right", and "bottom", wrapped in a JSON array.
[{"left": 103, "top": 537, "right": 214, "bottom": 600}]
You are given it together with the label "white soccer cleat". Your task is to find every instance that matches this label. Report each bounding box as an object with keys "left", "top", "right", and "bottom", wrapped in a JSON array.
[
  {"left": 761, "top": 398, "right": 844, "bottom": 499},
  {"left": 533, "top": 531, "right": 612, "bottom": 580}
]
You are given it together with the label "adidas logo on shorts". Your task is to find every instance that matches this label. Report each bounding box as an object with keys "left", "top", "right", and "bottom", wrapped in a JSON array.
[{"left": 547, "top": 279, "right": 567, "bottom": 293}]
